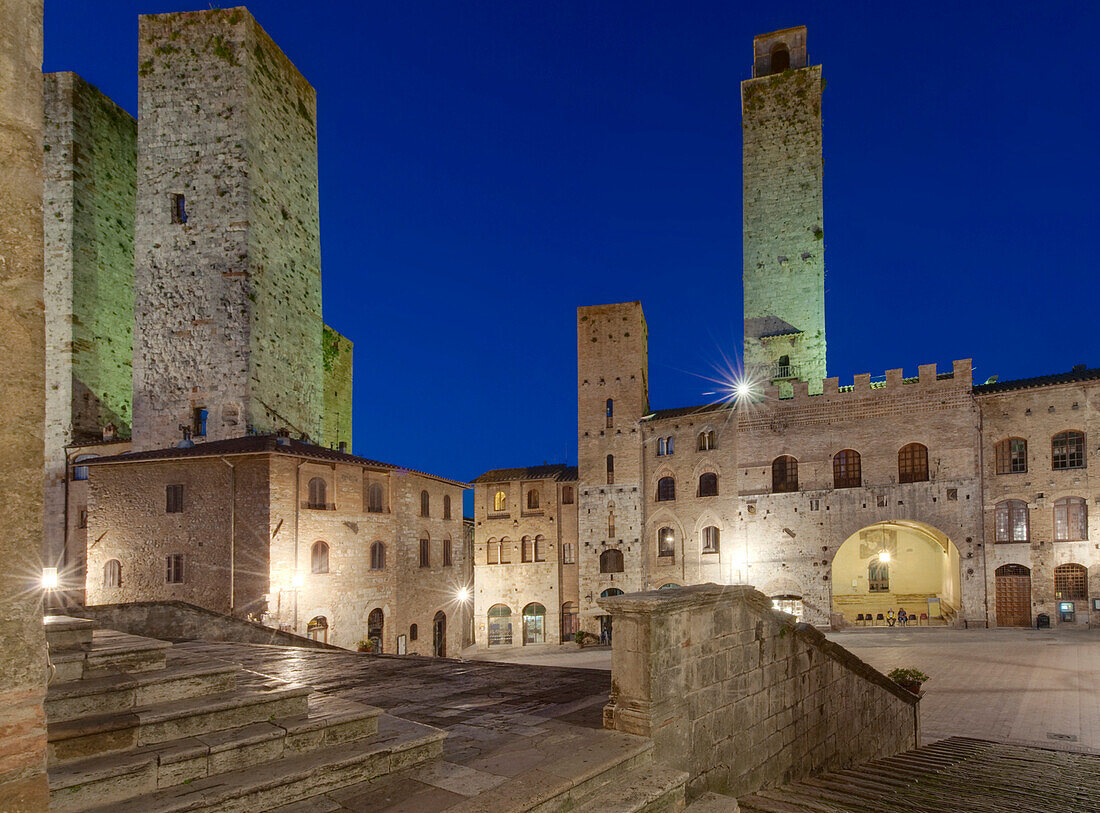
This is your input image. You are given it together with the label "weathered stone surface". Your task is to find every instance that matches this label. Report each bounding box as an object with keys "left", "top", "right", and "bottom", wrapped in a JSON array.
[
  {"left": 322, "top": 324, "right": 353, "bottom": 449},
  {"left": 599, "top": 584, "right": 918, "bottom": 800},
  {"left": 0, "top": 0, "right": 50, "bottom": 808}
]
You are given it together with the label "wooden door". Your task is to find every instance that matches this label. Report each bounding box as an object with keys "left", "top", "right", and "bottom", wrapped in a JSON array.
[{"left": 995, "top": 564, "right": 1032, "bottom": 627}]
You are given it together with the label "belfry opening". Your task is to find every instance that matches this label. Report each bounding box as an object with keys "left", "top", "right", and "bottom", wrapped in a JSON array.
[{"left": 831, "top": 521, "right": 961, "bottom": 626}]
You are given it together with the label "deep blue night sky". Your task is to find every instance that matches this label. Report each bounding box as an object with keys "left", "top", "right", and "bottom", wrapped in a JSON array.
[{"left": 44, "top": 2, "right": 1100, "bottom": 509}]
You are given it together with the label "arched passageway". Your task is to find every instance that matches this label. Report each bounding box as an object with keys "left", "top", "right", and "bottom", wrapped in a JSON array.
[{"left": 831, "top": 521, "right": 961, "bottom": 626}]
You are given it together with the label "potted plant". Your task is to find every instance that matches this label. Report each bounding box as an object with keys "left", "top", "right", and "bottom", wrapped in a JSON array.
[
  {"left": 355, "top": 639, "right": 374, "bottom": 653},
  {"left": 887, "top": 667, "right": 929, "bottom": 695}
]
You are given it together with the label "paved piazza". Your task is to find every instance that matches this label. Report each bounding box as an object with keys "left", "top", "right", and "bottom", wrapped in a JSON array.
[{"left": 467, "top": 627, "right": 1100, "bottom": 755}]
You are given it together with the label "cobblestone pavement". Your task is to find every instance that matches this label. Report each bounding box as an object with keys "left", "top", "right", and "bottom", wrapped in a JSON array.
[{"left": 178, "top": 642, "right": 614, "bottom": 812}]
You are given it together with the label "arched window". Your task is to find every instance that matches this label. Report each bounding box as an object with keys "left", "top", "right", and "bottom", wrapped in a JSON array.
[
  {"left": 772, "top": 456, "right": 798, "bottom": 493},
  {"left": 367, "top": 483, "right": 384, "bottom": 513},
  {"left": 370, "top": 541, "right": 385, "bottom": 570},
  {"left": 493, "top": 490, "right": 507, "bottom": 512},
  {"left": 666, "top": 436, "right": 674, "bottom": 454},
  {"left": 868, "top": 561, "right": 889, "bottom": 592},
  {"left": 367, "top": 608, "right": 384, "bottom": 652},
  {"left": 527, "top": 489, "right": 540, "bottom": 510},
  {"left": 1052, "top": 431, "right": 1086, "bottom": 470},
  {"left": 658, "top": 583, "right": 680, "bottom": 590},
  {"left": 608, "top": 508, "right": 616, "bottom": 538},
  {"left": 420, "top": 490, "right": 430, "bottom": 517},
  {"left": 898, "top": 443, "right": 929, "bottom": 483},
  {"left": 770, "top": 42, "right": 790, "bottom": 73},
  {"left": 702, "top": 526, "right": 720, "bottom": 554},
  {"left": 995, "top": 438, "right": 1027, "bottom": 474},
  {"left": 307, "top": 477, "right": 327, "bottom": 509},
  {"left": 522, "top": 536, "right": 534, "bottom": 563},
  {"left": 561, "top": 485, "right": 574, "bottom": 505},
  {"left": 1055, "top": 563, "right": 1088, "bottom": 600},
  {"left": 498, "top": 537, "right": 512, "bottom": 564},
  {"left": 606, "top": 454, "right": 614, "bottom": 485},
  {"left": 486, "top": 538, "right": 499, "bottom": 565},
  {"left": 656, "top": 476, "right": 675, "bottom": 501},
  {"left": 561, "top": 602, "right": 578, "bottom": 641},
  {"left": 833, "top": 450, "right": 861, "bottom": 488},
  {"left": 698, "top": 472, "right": 718, "bottom": 497},
  {"left": 104, "top": 559, "right": 121, "bottom": 589},
  {"left": 606, "top": 398, "right": 614, "bottom": 428},
  {"left": 1054, "top": 497, "right": 1087, "bottom": 541},
  {"left": 600, "top": 548, "right": 624, "bottom": 573},
  {"left": 72, "top": 454, "right": 97, "bottom": 481},
  {"left": 534, "top": 534, "right": 546, "bottom": 562},
  {"left": 443, "top": 494, "right": 452, "bottom": 519},
  {"left": 487, "top": 604, "right": 512, "bottom": 646},
  {"left": 311, "top": 541, "right": 329, "bottom": 574},
  {"left": 995, "top": 499, "right": 1029, "bottom": 543},
  {"left": 657, "top": 437, "right": 666, "bottom": 456},
  {"left": 657, "top": 527, "right": 675, "bottom": 558},
  {"left": 409, "top": 623, "right": 418, "bottom": 641},
  {"left": 522, "top": 603, "right": 546, "bottom": 645},
  {"left": 601, "top": 588, "right": 623, "bottom": 598},
  {"left": 697, "top": 431, "right": 716, "bottom": 451},
  {"left": 307, "top": 616, "right": 328, "bottom": 643}
]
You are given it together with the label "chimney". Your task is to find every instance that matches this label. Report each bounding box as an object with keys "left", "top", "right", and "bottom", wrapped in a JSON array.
[{"left": 338, "top": 441, "right": 347, "bottom": 453}]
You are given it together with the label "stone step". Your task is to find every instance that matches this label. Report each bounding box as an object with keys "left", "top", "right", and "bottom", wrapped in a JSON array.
[
  {"left": 81, "top": 713, "right": 445, "bottom": 813},
  {"left": 48, "top": 678, "right": 311, "bottom": 765},
  {"left": 47, "top": 650, "right": 240, "bottom": 722},
  {"left": 48, "top": 695, "right": 384, "bottom": 812},
  {"left": 447, "top": 729, "right": 655, "bottom": 813},
  {"left": 685, "top": 792, "right": 741, "bottom": 812},
  {"left": 52, "top": 628, "right": 172, "bottom": 682},
  {"left": 570, "top": 763, "right": 688, "bottom": 813},
  {"left": 45, "top": 615, "right": 97, "bottom": 651}
]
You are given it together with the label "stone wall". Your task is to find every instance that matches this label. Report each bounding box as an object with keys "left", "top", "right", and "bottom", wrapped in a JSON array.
[
  {"left": 74, "top": 600, "right": 341, "bottom": 649},
  {"left": 323, "top": 323, "right": 353, "bottom": 449},
  {"left": 42, "top": 72, "right": 135, "bottom": 580},
  {"left": 133, "top": 8, "right": 323, "bottom": 450},
  {"left": 977, "top": 377, "right": 1100, "bottom": 626},
  {"left": 577, "top": 302, "right": 650, "bottom": 633},
  {"left": 0, "top": 0, "right": 50, "bottom": 806},
  {"left": 741, "top": 26, "right": 825, "bottom": 391},
  {"left": 600, "top": 584, "right": 918, "bottom": 800}
]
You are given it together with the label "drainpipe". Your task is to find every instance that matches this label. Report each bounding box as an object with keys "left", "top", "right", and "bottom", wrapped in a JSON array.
[{"left": 220, "top": 457, "right": 236, "bottom": 614}]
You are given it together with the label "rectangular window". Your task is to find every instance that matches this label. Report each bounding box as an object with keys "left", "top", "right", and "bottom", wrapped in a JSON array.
[
  {"left": 193, "top": 407, "right": 208, "bottom": 437},
  {"left": 77, "top": 508, "right": 88, "bottom": 529},
  {"left": 995, "top": 438, "right": 1027, "bottom": 474},
  {"left": 419, "top": 539, "right": 430, "bottom": 568},
  {"left": 487, "top": 543, "right": 499, "bottom": 565},
  {"left": 171, "top": 193, "right": 188, "bottom": 224},
  {"left": 166, "top": 484, "right": 184, "bottom": 513},
  {"left": 166, "top": 554, "right": 184, "bottom": 583},
  {"left": 443, "top": 539, "right": 453, "bottom": 567},
  {"left": 561, "top": 542, "right": 575, "bottom": 564},
  {"left": 1052, "top": 432, "right": 1086, "bottom": 470},
  {"left": 809, "top": 499, "right": 820, "bottom": 511}
]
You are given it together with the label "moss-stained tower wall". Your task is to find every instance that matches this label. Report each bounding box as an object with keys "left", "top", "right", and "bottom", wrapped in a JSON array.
[
  {"left": 133, "top": 7, "right": 324, "bottom": 450},
  {"left": 741, "top": 27, "right": 826, "bottom": 394},
  {"left": 43, "top": 72, "right": 136, "bottom": 570},
  {"left": 322, "top": 323, "right": 353, "bottom": 449}
]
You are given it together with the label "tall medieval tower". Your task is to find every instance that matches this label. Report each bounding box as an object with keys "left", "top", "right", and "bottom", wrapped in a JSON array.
[
  {"left": 576, "top": 302, "right": 649, "bottom": 632},
  {"left": 132, "top": 8, "right": 325, "bottom": 450},
  {"left": 741, "top": 27, "right": 826, "bottom": 395}
]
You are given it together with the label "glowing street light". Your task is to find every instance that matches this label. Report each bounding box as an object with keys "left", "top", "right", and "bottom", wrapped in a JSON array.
[
  {"left": 291, "top": 571, "right": 304, "bottom": 589},
  {"left": 878, "top": 550, "right": 891, "bottom": 564},
  {"left": 456, "top": 586, "right": 471, "bottom": 603},
  {"left": 42, "top": 567, "right": 58, "bottom": 590}
]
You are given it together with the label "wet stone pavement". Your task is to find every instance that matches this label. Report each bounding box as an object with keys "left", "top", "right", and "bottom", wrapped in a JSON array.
[{"left": 177, "top": 642, "right": 614, "bottom": 812}]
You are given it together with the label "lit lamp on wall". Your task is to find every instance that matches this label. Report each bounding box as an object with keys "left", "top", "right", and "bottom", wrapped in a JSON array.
[
  {"left": 731, "top": 552, "right": 749, "bottom": 585},
  {"left": 42, "top": 567, "right": 59, "bottom": 590},
  {"left": 878, "top": 550, "right": 891, "bottom": 564}
]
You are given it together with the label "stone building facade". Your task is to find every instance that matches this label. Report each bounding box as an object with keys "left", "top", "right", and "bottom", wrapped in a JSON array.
[
  {"left": 472, "top": 27, "right": 1100, "bottom": 640},
  {"left": 84, "top": 436, "right": 472, "bottom": 654},
  {"left": 470, "top": 465, "right": 579, "bottom": 648}
]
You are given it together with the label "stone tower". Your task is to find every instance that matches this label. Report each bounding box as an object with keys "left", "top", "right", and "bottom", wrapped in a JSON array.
[
  {"left": 43, "top": 72, "right": 135, "bottom": 576},
  {"left": 576, "top": 302, "right": 649, "bottom": 633},
  {"left": 132, "top": 8, "right": 324, "bottom": 450},
  {"left": 741, "top": 26, "right": 826, "bottom": 394}
]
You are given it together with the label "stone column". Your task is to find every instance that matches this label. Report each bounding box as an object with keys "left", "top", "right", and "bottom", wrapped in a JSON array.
[{"left": 0, "top": 0, "right": 50, "bottom": 808}]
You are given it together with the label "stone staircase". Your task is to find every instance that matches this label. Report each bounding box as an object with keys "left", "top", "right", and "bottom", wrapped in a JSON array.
[
  {"left": 737, "top": 736, "right": 1100, "bottom": 813},
  {"left": 44, "top": 616, "right": 445, "bottom": 812}
]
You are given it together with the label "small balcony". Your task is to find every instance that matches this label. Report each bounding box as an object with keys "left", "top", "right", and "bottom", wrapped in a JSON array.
[{"left": 769, "top": 363, "right": 801, "bottom": 381}]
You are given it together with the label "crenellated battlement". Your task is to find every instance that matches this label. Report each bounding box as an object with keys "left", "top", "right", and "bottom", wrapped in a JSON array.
[{"left": 763, "top": 359, "right": 972, "bottom": 402}]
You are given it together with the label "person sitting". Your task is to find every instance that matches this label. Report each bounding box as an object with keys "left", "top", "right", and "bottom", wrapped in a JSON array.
[
  {"left": 898, "top": 608, "right": 908, "bottom": 626},
  {"left": 886, "top": 609, "right": 896, "bottom": 627}
]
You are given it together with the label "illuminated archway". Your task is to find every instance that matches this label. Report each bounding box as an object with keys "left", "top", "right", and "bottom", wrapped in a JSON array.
[{"left": 830, "top": 520, "right": 961, "bottom": 626}]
